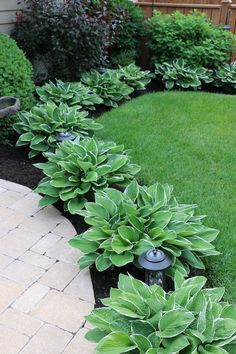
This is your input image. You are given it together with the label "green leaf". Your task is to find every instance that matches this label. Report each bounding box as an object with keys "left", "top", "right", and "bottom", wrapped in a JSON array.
[
  {"left": 38, "top": 195, "right": 58, "bottom": 207},
  {"left": 110, "top": 252, "right": 134, "bottom": 267},
  {"left": 214, "top": 318, "right": 236, "bottom": 340},
  {"left": 118, "top": 226, "right": 140, "bottom": 243},
  {"left": 96, "top": 254, "right": 112, "bottom": 271},
  {"left": 162, "top": 335, "right": 190, "bottom": 353},
  {"left": 159, "top": 309, "right": 194, "bottom": 338},
  {"left": 131, "top": 320, "right": 155, "bottom": 337},
  {"left": 69, "top": 238, "right": 99, "bottom": 253},
  {"left": 131, "top": 334, "right": 152, "bottom": 352},
  {"left": 78, "top": 253, "right": 98, "bottom": 269},
  {"left": 97, "top": 332, "right": 136, "bottom": 354},
  {"left": 125, "top": 180, "right": 139, "bottom": 200},
  {"left": 85, "top": 202, "right": 109, "bottom": 219},
  {"left": 111, "top": 235, "right": 134, "bottom": 254},
  {"left": 85, "top": 328, "right": 107, "bottom": 343},
  {"left": 67, "top": 198, "right": 86, "bottom": 214}
]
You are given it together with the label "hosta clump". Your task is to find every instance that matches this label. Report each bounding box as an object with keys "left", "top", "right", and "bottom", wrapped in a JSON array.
[
  {"left": 214, "top": 62, "right": 236, "bottom": 90},
  {"left": 36, "top": 80, "right": 103, "bottom": 110},
  {"left": 116, "top": 64, "right": 154, "bottom": 90},
  {"left": 14, "top": 101, "right": 102, "bottom": 158},
  {"left": 155, "top": 59, "right": 213, "bottom": 90},
  {"left": 85, "top": 273, "right": 236, "bottom": 354},
  {"left": 34, "top": 138, "right": 140, "bottom": 213},
  {"left": 69, "top": 180, "right": 219, "bottom": 274},
  {"left": 81, "top": 70, "right": 134, "bottom": 107}
]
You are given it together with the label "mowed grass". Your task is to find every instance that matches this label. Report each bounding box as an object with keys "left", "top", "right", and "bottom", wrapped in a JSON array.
[{"left": 96, "top": 91, "right": 236, "bottom": 302}]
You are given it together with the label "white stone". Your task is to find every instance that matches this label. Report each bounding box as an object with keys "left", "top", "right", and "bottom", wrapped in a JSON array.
[
  {"left": 31, "top": 233, "right": 61, "bottom": 254},
  {"left": 20, "top": 324, "right": 72, "bottom": 354},
  {"left": 12, "top": 282, "right": 49, "bottom": 313},
  {"left": 53, "top": 220, "right": 76, "bottom": 239},
  {"left": 39, "top": 261, "right": 78, "bottom": 291},
  {"left": 46, "top": 237, "right": 81, "bottom": 264},
  {"left": 0, "top": 324, "right": 29, "bottom": 354},
  {"left": 2, "top": 260, "right": 45, "bottom": 286},
  {"left": 64, "top": 269, "right": 95, "bottom": 304},
  {"left": 63, "top": 328, "right": 96, "bottom": 354}
]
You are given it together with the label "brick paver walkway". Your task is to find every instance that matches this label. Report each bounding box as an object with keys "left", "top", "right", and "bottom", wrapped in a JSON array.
[{"left": 0, "top": 179, "right": 95, "bottom": 354}]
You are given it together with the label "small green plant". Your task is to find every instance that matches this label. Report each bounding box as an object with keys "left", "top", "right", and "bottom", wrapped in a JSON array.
[
  {"left": 116, "top": 64, "right": 154, "bottom": 90},
  {"left": 14, "top": 101, "right": 102, "bottom": 158},
  {"left": 148, "top": 11, "right": 234, "bottom": 69},
  {"left": 155, "top": 60, "right": 213, "bottom": 90},
  {"left": 85, "top": 273, "right": 236, "bottom": 354},
  {"left": 35, "top": 138, "right": 140, "bottom": 213},
  {"left": 214, "top": 62, "right": 236, "bottom": 90},
  {"left": 36, "top": 80, "right": 103, "bottom": 110},
  {"left": 69, "top": 180, "right": 219, "bottom": 274},
  {"left": 81, "top": 70, "right": 134, "bottom": 107},
  {"left": 0, "top": 33, "right": 35, "bottom": 143}
]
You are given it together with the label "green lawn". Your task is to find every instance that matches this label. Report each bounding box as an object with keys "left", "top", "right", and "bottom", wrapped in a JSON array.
[{"left": 96, "top": 91, "right": 236, "bottom": 302}]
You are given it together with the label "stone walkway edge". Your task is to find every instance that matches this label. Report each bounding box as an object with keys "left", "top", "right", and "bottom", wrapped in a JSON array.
[{"left": 0, "top": 179, "right": 96, "bottom": 354}]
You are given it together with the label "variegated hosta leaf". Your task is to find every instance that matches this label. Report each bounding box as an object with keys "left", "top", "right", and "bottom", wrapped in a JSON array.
[
  {"left": 70, "top": 179, "right": 219, "bottom": 274},
  {"left": 35, "top": 137, "right": 140, "bottom": 212},
  {"left": 14, "top": 101, "right": 103, "bottom": 157},
  {"left": 36, "top": 79, "right": 103, "bottom": 109},
  {"left": 85, "top": 274, "right": 236, "bottom": 354},
  {"left": 81, "top": 70, "right": 134, "bottom": 107},
  {"left": 113, "top": 63, "right": 154, "bottom": 91}
]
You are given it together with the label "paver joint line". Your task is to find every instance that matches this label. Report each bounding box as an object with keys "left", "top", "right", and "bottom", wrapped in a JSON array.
[{"left": 0, "top": 179, "right": 95, "bottom": 353}]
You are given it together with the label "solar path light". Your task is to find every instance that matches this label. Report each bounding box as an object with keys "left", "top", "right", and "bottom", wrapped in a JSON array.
[{"left": 138, "top": 248, "right": 172, "bottom": 289}]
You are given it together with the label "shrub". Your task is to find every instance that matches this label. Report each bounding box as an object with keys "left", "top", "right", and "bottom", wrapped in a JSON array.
[
  {"left": 14, "top": 101, "right": 102, "bottom": 158},
  {"left": 147, "top": 11, "right": 235, "bottom": 69},
  {"left": 12, "top": 0, "right": 107, "bottom": 81},
  {"left": 214, "top": 62, "right": 236, "bottom": 90},
  {"left": 36, "top": 80, "right": 103, "bottom": 110},
  {"left": 116, "top": 64, "right": 154, "bottom": 90},
  {"left": 107, "top": 0, "right": 145, "bottom": 66},
  {"left": 85, "top": 273, "right": 236, "bottom": 354},
  {"left": 154, "top": 59, "right": 213, "bottom": 90},
  {"left": 34, "top": 138, "right": 140, "bottom": 213},
  {"left": 0, "top": 33, "right": 35, "bottom": 143},
  {"left": 69, "top": 180, "right": 219, "bottom": 274},
  {"left": 81, "top": 70, "right": 134, "bottom": 107}
]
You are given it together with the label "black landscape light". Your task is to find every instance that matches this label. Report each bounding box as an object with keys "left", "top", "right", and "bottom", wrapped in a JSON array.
[
  {"left": 138, "top": 248, "right": 172, "bottom": 289},
  {"left": 56, "top": 132, "right": 76, "bottom": 142},
  {"left": 223, "top": 25, "right": 231, "bottom": 31}
]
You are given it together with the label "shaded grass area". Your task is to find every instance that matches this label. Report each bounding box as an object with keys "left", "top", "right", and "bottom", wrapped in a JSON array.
[{"left": 96, "top": 91, "right": 236, "bottom": 302}]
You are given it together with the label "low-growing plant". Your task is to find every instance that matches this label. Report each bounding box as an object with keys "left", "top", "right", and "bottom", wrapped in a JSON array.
[
  {"left": 116, "top": 64, "right": 154, "bottom": 90},
  {"left": 214, "top": 62, "right": 236, "bottom": 90},
  {"left": 36, "top": 80, "right": 103, "bottom": 110},
  {"left": 81, "top": 70, "right": 134, "bottom": 107},
  {"left": 148, "top": 11, "right": 235, "bottom": 69},
  {"left": 155, "top": 60, "right": 213, "bottom": 90},
  {"left": 69, "top": 180, "right": 219, "bottom": 275},
  {"left": 34, "top": 138, "right": 140, "bottom": 213},
  {"left": 85, "top": 273, "right": 236, "bottom": 354},
  {"left": 14, "top": 101, "right": 102, "bottom": 158}
]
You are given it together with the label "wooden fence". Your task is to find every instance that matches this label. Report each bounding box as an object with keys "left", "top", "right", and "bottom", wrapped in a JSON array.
[
  {"left": 0, "top": 0, "right": 24, "bottom": 34},
  {"left": 136, "top": 0, "right": 234, "bottom": 31}
]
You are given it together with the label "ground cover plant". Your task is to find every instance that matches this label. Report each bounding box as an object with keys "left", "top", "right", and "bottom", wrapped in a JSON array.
[
  {"left": 96, "top": 91, "right": 236, "bottom": 302},
  {"left": 70, "top": 180, "right": 219, "bottom": 275},
  {"left": 147, "top": 11, "right": 234, "bottom": 69},
  {"left": 214, "top": 62, "right": 236, "bottom": 91},
  {"left": 86, "top": 273, "right": 236, "bottom": 354},
  {"left": 81, "top": 70, "right": 134, "bottom": 107},
  {"left": 116, "top": 64, "right": 154, "bottom": 90},
  {"left": 36, "top": 80, "right": 103, "bottom": 109},
  {"left": 34, "top": 137, "right": 140, "bottom": 213},
  {"left": 14, "top": 101, "right": 102, "bottom": 158},
  {"left": 154, "top": 59, "right": 213, "bottom": 90}
]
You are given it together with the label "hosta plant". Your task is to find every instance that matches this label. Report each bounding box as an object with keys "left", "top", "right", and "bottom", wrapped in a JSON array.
[
  {"left": 214, "top": 62, "right": 236, "bottom": 90},
  {"left": 85, "top": 273, "right": 236, "bottom": 354},
  {"left": 116, "top": 64, "right": 154, "bottom": 90},
  {"left": 14, "top": 101, "right": 102, "bottom": 158},
  {"left": 69, "top": 180, "right": 219, "bottom": 275},
  {"left": 34, "top": 138, "right": 140, "bottom": 213},
  {"left": 36, "top": 80, "right": 103, "bottom": 110},
  {"left": 81, "top": 70, "right": 134, "bottom": 107},
  {"left": 155, "top": 59, "right": 213, "bottom": 90}
]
